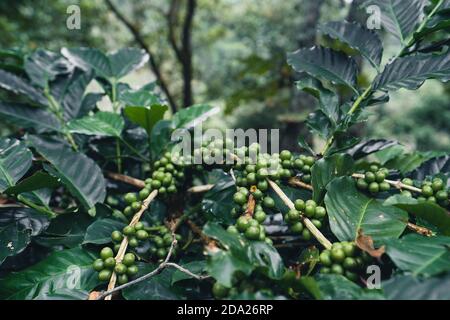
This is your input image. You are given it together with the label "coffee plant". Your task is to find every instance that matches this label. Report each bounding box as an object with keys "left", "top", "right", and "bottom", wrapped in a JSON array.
[{"left": 0, "top": 0, "right": 450, "bottom": 300}]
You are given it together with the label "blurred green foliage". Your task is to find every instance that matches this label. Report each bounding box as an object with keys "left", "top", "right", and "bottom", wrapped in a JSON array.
[{"left": 0, "top": 0, "right": 448, "bottom": 152}]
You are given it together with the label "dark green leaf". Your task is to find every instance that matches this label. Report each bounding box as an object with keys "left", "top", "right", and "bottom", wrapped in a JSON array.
[
  {"left": 309, "top": 274, "right": 384, "bottom": 300},
  {"left": 0, "top": 69, "right": 47, "bottom": 105},
  {"left": 51, "top": 68, "right": 95, "bottom": 120},
  {"left": 61, "top": 47, "right": 148, "bottom": 80},
  {"left": 411, "top": 155, "right": 450, "bottom": 184},
  {"left": 5, "top": 171, "right": 60, "bottom": 195},
  {"left": 122, "top": 263, "right": 179, "bottom": 300},
  {"left": 203, "top": 223, "right": 285, "bottom": 286},
  {"left": 0, "top": 208, "right": 49, "bottom": 265},
  {"left": 107, "top": 48, "right": 149, "bottom": 79},
  {"left": 61, "top": 47, "right": 111, "bottom": 79},
  {"left": 0, "top": 138, "right": 32, "bottom": 192},
  {"left": 319, "top": 21, "right": 383, "bottom": 68},
  {"left": 384, "top": 195, "right": 450, "bottom": 235},
  {"left": 325, "top": 177, "right": 408, "bottom": 243},
  {"left": 35, "top": 213, "right": 93, "bottom": 248},
  {"left": 347, "top": 139, "right": 398, "bottom": 160},
  {"left": 311, "top": 153, "right": 354, "bottom": 203},
  {"left": 383, "top": 273, "right": 450, "bottom": 299},
  {"left": 248, "top": 241, "right": 285, "bottom": 279},
  {"left": 362, "top": 0, "right": 426, "bottom": 43},
  {"left": 202, "top": 173, "right": 235, "bottom": 224},
  {"left": 67, "top": 111, "right": 124, "bottom": 137},
  {"left": 172, "top": 104, "right": 219, "bottom": 129},
  {"left": 29, "top": 135, "right": 106, "bottom": 212},
  {"left": 119, "top": 89, "right": 160, "bottom": 107},
  {"left": 296, "top": 75, "right": 339, "bottom": 125},
  {"left": 25, "top": 49, "right": 73, "bottom": 88},
  {"left": 150, "top": 120, "right": 173, "bottom": 161},
  {"left": 0, "top": 102, "right": 61, "bottom": 133},
  {"left": 171, "top": 261, "right": 206, "bottom": 284},
  {"left": 373, "top": 53, "right": 450, "bottom": 91},
  {"left": 0, "top": 247, "right": 99, "bottom": 300},
  {"left": 83, "top": 218, "right": 126, "bottom": 245},
  {"left": 124, "top": 104, "right": 168, "bottom": 136},
  {"left": 384, "top": 234, "right": 450, "bottom": 276},
  {"left": 287, "top": 46, "right": 359, "bottom": 93}
]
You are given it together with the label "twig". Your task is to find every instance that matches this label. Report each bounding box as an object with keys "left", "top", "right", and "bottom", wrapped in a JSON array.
[
  {"left": 352, "top": 173, "right": 423, "bottom": 193},
  {"left": 288, "top": 177, "right": 313, "bottom": 191},
  {"left": 187, "top": 184, "right": 214, "bottom": 193},
  {"left": 165, "top": 262, "right": 210, "bottom": 280},
  {"left": 103, "top": 189, "right": 158, "bottom": 300},
  {"left": 267, "top": 179, "right": 332, "bottom": 249},
  {"left": 186, "top": 219, "right": 214, "bottom": 244},
  {"left": 106, "top": 171, "right": 146, "bottom": 189},
  {"left": 407, "top": 222, "right": 434, "bottom": 237},
  {"left": 96, "top": 221, "right": 209, "bottom": 300}
]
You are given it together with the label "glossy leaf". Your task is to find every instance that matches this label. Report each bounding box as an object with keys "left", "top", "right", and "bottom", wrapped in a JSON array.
[
  {"left": 0, "top": 208, "right": 49, "bottom": 265},
  {"left": 122, "top": 263, "right": 179, "bottom": 300},
  {"left": 0, "top": 69, "right": 47, "bottom": 106},
  {"left": 5, "top": 171, "right": 60, "bottom": 195},
  {"left": 171, "top": 261, "right": 206, "bottom": 284},
  {"left": 319, "top": 21, "right": 383, "bottom": 68},
  {"left": 51, "top": 68, "right": 95, "bottom": 120},
  {"left": 172, "top": 104, "right": 219, "bottom": 129},
  {"left": 384, "top": 234, "right": 450, "bottom": 276},
  {"left": 124, "top": 104, "right": 168, "bottom": 136},
  {"left": 384, "top": 195, "right": 450, "bottom": 235},
  {"left": 0, "top": 102, "right": 61, "bottom": 133},
  {"left": 29, "top": 135, "right": 106, "bottom": 212},
  {"left": 61, "top": 47, "right": 148, "bottom": 80},
  {"left": 373, "top": 53, "right": 450, "bottom": 92},
  {"left": 383, "top": 274, "right": 450, "bottom": 300},
  {"left": 362, "top": 0, "right": 426, "bottom": 43},
  {"left": 0, "top": 247, "right": 99, "bottom": 300},
  {"left": 311, "top": 153, "right": 354, "bottom": 203},
  {"left": 0, "top": 138, "right": 33, "bottom": 192},
  {"left": 25, "top": 49, "right": 73, "bottom": 88},
  {"left": 287, "top": 46, "right": 359, "bottom": 93},
  {"left": 201, "top": 173, "right": 235, "bottom": 224},
  {"left": 67, "top": 111, "right": 124, "bottom": 137},
  {"left": 307, "top": 274, "right": 384, "bottom": 300},
  {"left": 411, "top": 155, "right": 450, "bottom": 184},
  {"left": 203, "top": 223, "right": 284, "bottom": 287},
  {"left": 347, "top": 139, "right": 398, "bottom": 160},
  {"left": 35, "top": 213, "right": 93, "bottom": 248},
  {"left": 296, "top": 75, "right": 339, "bottom": 125},
  {"left": 83, "top": 218, "right": 126, "bottom": 245},
  {"left": 325, "top": 177, "right": 408, "bottom": 243}
]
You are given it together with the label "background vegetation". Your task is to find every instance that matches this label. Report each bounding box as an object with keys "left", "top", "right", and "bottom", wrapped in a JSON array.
[{"left": 2, "top": 0, "right": 448, "bottom": 152}]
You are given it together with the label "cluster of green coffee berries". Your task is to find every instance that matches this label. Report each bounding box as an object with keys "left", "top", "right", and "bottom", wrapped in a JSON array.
[
  {"left": 417, "top": 177, "right": 449, "bottom": 207},
  {"left": 92, "top": 247, "right": 138, "bottom": 284},
  {"left": 147, "top": 225, "right": 181, "bottom": 260},
  {"left": 318, "top": 242, "right": 373, "bottom": 282},
  {"left": 284, "top": 199, "right": 327, "bottom": 240},
  {"left": 145, "top": 152, "right": 186, "bottom": 196},
  {"left": 111, "top": 221, "right": 149, "bottom": 250},
  {"left": 356, "top": 164, "right": 390, "bottom": 194},
  {"left": 227, "top": 210, "right": 272, "bottom": 244},
  {"left": 234, "top": 149, "right": 315, "bottom": 186}
]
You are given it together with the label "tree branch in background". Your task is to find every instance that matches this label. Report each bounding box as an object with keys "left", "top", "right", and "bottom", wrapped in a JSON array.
[
  {"left": 104, "top": 0, "right": 178, "bottom": 113},
  {"left": 180, "top": 0, "right": 196, "bottom": 108},
  {"left": 165, "top": 0, "right": 197, "bottom": 108}
]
